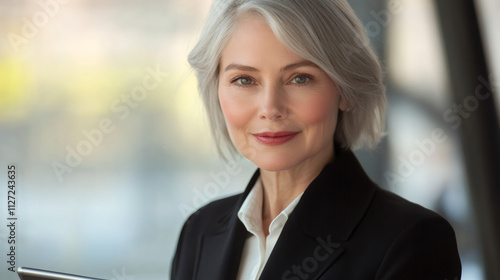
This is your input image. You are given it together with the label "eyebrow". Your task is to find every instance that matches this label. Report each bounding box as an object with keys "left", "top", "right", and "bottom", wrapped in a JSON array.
[
  {"left": 281, "top": 60, "right": 320, "bottom": 71},
  {"left": 223, "top": 60, "right": 319, "bottom": 72}
]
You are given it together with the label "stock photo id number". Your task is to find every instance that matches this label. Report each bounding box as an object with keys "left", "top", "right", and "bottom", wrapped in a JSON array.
[{"left": 6, "top": 165, "right": 17, "bottom": 273}]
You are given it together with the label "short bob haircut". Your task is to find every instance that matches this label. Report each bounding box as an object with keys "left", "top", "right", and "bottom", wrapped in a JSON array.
[{"left": 188, "top": 0, "right": 386, "bottom": 160}]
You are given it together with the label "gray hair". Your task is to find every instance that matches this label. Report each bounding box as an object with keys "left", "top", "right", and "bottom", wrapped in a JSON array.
[{"left": 188, "top": 0, "right": 386, "bottom": 160}]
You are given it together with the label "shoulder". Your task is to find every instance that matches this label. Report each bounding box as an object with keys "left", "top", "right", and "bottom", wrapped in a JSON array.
[
  {"left": 371, "top": 187, "right": 443, "bottom": 220},
  {"left": 362, "top": 188, "right": 461, "bottom": 279},
  {"left": 171, "top": 193, "right": 243, "bottom": 279},
  {"left": 362, "top": 186, "right": 458, "bottom": 248},
  {"left": 368, "top": 187, "right": 452, "bottom": 232},
  {"left": 182, "top": 193, "right": 242, "bottom": 235}
]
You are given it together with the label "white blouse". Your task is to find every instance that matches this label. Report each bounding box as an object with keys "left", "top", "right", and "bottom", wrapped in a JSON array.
[{"left": 236, "top": 177, "right": 304, "bottom": 280}]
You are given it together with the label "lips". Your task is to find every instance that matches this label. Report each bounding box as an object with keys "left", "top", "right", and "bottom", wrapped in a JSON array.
[{"left": 252, "top": 131, "right": 300, "bottom": 146}]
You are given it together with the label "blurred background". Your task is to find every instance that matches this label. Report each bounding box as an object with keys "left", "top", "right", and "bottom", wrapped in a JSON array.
[{"left": 0, "top": 0, "right": 499, "bottom": 279}]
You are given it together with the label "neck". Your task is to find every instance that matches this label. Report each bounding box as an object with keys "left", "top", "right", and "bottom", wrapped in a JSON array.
[{"left": 259, "top": 144, "right": 335, "bottom": 233}]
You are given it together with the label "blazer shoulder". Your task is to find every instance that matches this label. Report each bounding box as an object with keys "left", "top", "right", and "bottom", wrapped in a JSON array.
[
  {"left": 171, "top": 193, "right": 244, "bottom": 280},
  {"left": 360, "top": 186, "right": 459, "bottom": 252},
  {"left": 358, "top": 188, "right": 461, "bottom": 279},
  {"left": 372, "top": 187, "right": 457, "bottom": 242},
  {"left": 371, "top": 189, "right": 461, "bottom": 279},
  {"left": 184, "top": 193, "right": 242, "bottom": 232},
  {"left": 372, "top": 187, "right": 449, "bottom": 224}
]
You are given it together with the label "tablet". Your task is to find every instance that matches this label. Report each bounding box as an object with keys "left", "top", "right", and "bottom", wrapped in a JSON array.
[{"left": 17, "top": 267, "right": 107, "bottom": 280}]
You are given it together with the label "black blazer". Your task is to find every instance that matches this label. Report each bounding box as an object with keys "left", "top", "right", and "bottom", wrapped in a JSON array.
[{"left": 171, "top": 147, "right": 461, "bottom": 280}]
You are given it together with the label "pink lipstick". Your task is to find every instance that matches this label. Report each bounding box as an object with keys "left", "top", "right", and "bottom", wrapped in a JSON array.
[{"left": 253, "top": 131, "right": 299, "bottom": 146}]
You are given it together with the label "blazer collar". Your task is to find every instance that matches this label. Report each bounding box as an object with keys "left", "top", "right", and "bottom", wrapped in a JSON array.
[
  {"left": 256, "top": 146, "right": 377, "bottom": 279},
  {"left": 195, "top": 170, "right": 259, "bottom": 280},
  {"left": 199, "top": 145, "right": 377, "bottom": 280},
  {"left": 236, "top": 145, "right": 377, "bottom": 239},
  {"left": 296, "top": 145, "right": 377, "bottom": 241}
]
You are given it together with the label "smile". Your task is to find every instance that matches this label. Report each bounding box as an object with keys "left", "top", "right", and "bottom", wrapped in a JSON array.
[{"left": 252, "top": 131, "right": 300, "bottom": 146}]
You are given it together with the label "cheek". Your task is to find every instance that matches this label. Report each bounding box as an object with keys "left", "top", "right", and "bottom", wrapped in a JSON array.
[
  {"left": 297, "top": 94, "right": 339, "bottom": 126},
  {"left": 298, "top": 96, "right": 339, "bottom": 149},
  {"left": 218, "top": 90, "right": 252, "bottom": 130},
  {"left": 219, "top": 90, "right": 259, "bottom": 159}
]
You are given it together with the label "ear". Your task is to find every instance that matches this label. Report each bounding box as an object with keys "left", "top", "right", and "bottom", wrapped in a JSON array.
[{"left": 339, "top": 98, "right": 351, "bottom": 112}]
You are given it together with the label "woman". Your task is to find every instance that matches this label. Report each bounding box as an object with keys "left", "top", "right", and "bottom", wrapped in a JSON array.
[{"left": 171, "top": 0, "right": 461, "bottom": 279}]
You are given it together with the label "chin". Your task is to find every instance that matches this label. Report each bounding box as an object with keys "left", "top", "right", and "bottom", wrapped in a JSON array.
[{"left": 248, "top": 152, "right": 300, "bottom": 172}]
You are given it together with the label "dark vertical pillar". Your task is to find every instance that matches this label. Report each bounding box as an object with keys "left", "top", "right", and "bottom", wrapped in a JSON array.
[{"left": 435, "top": 1, "right": 500, "bottom": 279}]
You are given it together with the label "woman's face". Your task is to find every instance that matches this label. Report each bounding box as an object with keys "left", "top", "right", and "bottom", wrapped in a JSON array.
[{"left": 218, "top": 15, "right": 346, "bottom": 171}]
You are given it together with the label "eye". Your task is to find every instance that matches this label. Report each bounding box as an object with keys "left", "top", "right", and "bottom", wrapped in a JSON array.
[
  {"left": 231, "top": 76, "right": 254, "bottom": 86},
  {"left": 291, "top": 75, "right": 310, "bottom": 85}
]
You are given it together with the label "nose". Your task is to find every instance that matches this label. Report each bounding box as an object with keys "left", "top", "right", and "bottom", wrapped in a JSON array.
[{"left": 259, "top": 84, "right": 287, "bottom": 121}]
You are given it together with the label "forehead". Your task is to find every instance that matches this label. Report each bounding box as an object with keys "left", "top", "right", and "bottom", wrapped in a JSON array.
[{"left": 219, "top": 14, "right": 306, "bottom": 68}]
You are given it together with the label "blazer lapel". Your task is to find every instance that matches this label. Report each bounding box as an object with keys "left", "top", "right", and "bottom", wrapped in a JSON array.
[
  {"left": 258, "top": 214, "right": 346, "bottom": 280},
  {"left": 195, "top": 170, "right": 260, "bottom": 280},
  {"left": 259, "top": 147, "right": 377, "bottom": 280}
]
